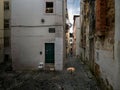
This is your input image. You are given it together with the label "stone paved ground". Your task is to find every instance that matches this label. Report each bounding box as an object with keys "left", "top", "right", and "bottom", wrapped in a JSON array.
[{"left": 0, "top": 57, "right": 100, "bottom": 90}]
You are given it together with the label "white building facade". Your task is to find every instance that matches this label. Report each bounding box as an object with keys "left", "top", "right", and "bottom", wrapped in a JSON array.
[
  {"left": 75, "top": 16, "right": 80, "bottom": 57},
  {"left": 11, "top": 0, "right": 66, "bottom": 70},
  {"left": 73, "top": 15, "right": 80, "bottom": 57}
]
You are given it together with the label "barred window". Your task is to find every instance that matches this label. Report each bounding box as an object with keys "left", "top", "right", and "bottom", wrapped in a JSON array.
[{"left": 49, "top": 28, "right": 55, "bottom": 33}]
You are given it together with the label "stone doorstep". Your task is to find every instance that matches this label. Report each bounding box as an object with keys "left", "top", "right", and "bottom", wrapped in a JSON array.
[{"left": 44, "top": 63, "right": 55, "bottom": 71}]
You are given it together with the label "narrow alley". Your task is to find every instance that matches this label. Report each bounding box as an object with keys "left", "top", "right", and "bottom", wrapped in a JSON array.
[
  {"left": 0, "top": 57, "right": 100, "bottom": 90},
  {"left": 0, "top": 0, "right": 120, "bottom": 90}
]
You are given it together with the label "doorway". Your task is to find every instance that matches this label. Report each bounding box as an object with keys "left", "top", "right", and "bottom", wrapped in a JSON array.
[{"left": 45, "top": 43, "right": 55, "bottom": 63}]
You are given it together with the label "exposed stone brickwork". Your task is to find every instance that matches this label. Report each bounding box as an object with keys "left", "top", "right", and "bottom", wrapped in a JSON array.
[
  {"left": 95, "top": 0, "right": 107, "bottom": 36},
  {"left": 106, "top": 0, "right": 115, "bottom": 47},
  {"left": 95, "top": 0, "right": 115, "bottom": 50}
]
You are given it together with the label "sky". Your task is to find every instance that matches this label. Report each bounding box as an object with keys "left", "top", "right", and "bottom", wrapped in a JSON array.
[{"left": 67, "top": 0, "right": 80, "bottom": 33}]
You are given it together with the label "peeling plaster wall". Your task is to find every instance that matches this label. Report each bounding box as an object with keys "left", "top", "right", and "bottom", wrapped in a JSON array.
[
  {"left": 83, "top": 1, "right": 90, "bottom": 63},
  {"left": 80, "top": 0, "right": 119, "bottom": 89},
  {"left": 95, "top": 0, "right": 116, "bottom": 89},
  {"left": 79, "top": 0, "right": 85, "bottom": 62},
  {"left": 95, "top": 49, "right": 117, "bottom": 89}
]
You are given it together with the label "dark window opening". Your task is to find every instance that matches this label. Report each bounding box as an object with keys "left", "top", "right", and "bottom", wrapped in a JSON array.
[
  {"left": 4, "top": 37, "right": 10, "bottom": 47},
  {"left": 4, "top": 19, "right": 9, "bottom": 29},
  {"left": 70, "top": 33, "right": 73, "bottom": 37},
  {"left": 4, "top": 1, "right": 9, "bottom": 10},
  {"left": 49, "top": 28, "right": 55, "bottom": 33},
  {"left": 46, "top": 2, "right": 54, "bottom": 13},
  {"left": 4, "top": 54, "right": 9, "bottom": 62}
]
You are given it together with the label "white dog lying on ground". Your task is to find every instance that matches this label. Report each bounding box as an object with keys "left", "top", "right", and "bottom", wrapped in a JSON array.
[{"left": 67, "top": 67, "right": 75, "bottom": 74}]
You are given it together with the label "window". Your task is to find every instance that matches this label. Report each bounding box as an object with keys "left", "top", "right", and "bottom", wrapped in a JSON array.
[
  {"left": 4, "top": 1, "right": 9, "bottom": 10},
  {"left": 4, "top": 19, "right": 9, "bottom": 29},
  {"left": 4, "top": 37, "right": 10, "bottom": 47},
  {"left": 46, "top": 2, "right": 54, "bottom": 13},
  {"left": 70, "top": 33, "right": 73, "bottom": 37},
  {"left": 49, "top": 28, "right": 55, "bottom": 33},
  {"left": 4, "top": 54, "right": 9, "bottom": 62}
]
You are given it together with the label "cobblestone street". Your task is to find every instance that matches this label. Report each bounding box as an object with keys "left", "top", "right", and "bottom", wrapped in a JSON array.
[{"left": 0, "top": 57, "right": 100, "bottom": 90}]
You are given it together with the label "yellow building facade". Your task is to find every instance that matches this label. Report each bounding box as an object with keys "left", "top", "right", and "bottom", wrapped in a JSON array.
[
  {"left": 4, "top": 0, "right": 11, "bottom": 60},
  {"left": 0, "top": 0, "right": 4, "bottom": 63}
]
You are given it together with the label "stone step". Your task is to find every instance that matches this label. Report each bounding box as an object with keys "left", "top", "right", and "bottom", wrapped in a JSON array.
[{"left": 44, "top": 64, "right": 55, "bottom": 71}]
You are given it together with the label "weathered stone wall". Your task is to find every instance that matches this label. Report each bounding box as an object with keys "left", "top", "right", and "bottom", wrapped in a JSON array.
[
  {"left": 80, "top": 0, "right": 95, "bottom": 66},
  {"left": 79, "top": 0, "right": 86, "bottom": 62},
  {"left": 88, "top": 0, "right": 95, "bottom": 71},
  {"left": 95, "top": 0, "right": 115, "bottom": 89},
  {"left": 80, "top": 0, "right": 116, "bottom": 89},
  {"left": 95, "top": 0, "right": 115, "bottom": 50},
  {"left": 83, "top": 1, "right": 90, "bottom": 64}
]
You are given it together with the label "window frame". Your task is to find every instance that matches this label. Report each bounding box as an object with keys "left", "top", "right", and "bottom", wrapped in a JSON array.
[
  {"left": 4, "top": 1, "right": 9, "bottom": 10},
  {"left": 46, "top": 2, "right": 54, "bottom": 13},
  {"left": 4, "top": 19, "right": 10, "bottom": 29},
  {"left": 48, "top": 28, "right": 55, "bottom": 33},
  {"left": 44, "top": 0, "right": 55, "bottom": 14},
  {"left": 4, "top": 37, "right": 10, "bottom": 47}
]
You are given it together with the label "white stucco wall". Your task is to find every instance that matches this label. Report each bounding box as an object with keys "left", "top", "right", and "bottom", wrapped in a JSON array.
[
  {"left": 11, "top": 27, "right": 64, "bottom": 70},
  {"left": 11, "top": 0, "right": 64, "bottom": 70},
  {"left": 11, "top": 27, "right": 56, "bottom": 70},
  {"left": 95, "top": 49, "right": 117, "bottom": 89},
  {"left": 75, "top": 17, "right": 80, "bottom": 56},
  {"left": 55, "top": 38, "right": 63, "bottom": 70},
  {"left": 11, "top": 0, "right": 63, "bottom": 26}
]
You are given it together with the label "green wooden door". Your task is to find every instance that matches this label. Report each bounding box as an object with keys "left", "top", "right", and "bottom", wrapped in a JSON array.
[{"left": 45, "top": 43, "right": 54, "bottom": 63}]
